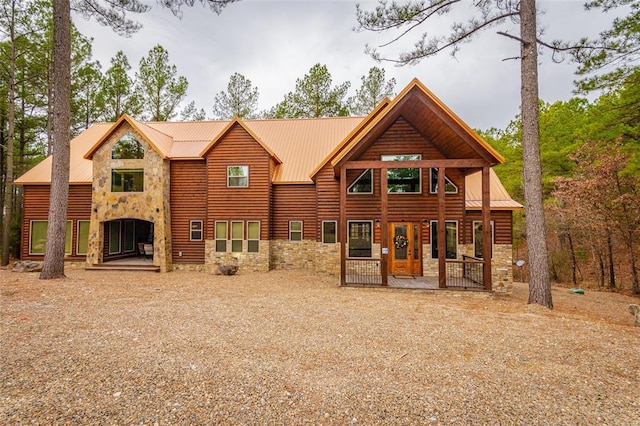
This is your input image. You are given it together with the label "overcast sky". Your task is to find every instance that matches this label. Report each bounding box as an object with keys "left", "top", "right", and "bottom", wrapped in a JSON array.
[{"left": 72, "top": 0, "right": 620, "bottom": 130}]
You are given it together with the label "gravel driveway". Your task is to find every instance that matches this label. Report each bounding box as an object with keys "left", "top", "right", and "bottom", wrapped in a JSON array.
[{"left": 1, "top": 268, "right": 639, "bottom": 425}]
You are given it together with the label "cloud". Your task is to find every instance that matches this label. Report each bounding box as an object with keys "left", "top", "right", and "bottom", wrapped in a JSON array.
[{"left": 73, "top": 0, "right": 617, "bottom": 129}]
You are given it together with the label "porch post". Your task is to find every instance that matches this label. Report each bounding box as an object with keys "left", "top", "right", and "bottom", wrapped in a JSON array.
[
  {"left": 380, "top": 166, "right": 388, "bottom": 286},
  {"left": 340, "top": 166, "right": 347, "bottom": 285},
  {"left": 482, "top": 166, "right": 492, "bottom": 290},
  {"left": 437, "top": 167, "right": 447, "bottom": 288}
]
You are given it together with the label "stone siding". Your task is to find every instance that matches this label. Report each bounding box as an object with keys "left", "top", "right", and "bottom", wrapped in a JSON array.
[
  {"left": 86, "top": 124, "right": 172, "bottom": 272},
  {"left": 205, "top": 240, "right": 270, "bottom": 273}
]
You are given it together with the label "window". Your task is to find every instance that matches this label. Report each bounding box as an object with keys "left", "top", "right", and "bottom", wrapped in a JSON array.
[
  {"left": 289, "top": 221, "right": 303, "bottom": 241},
  {"left": 382, "top": 154, "right": 421, "bottom": 193},
  {"left": 473, "top": 221, "right": 494, "bottom": 258},
  {"left": 231, "top": 221, "right": 243, "bottom": 252},
  {"left": 76, "top": 220, "right": 90, "bottom": 255},
  {"left": 348, "top": 169, "right": 373, "bottom": 194},
  {"left": 111, "top": 132, "right": 144, "bottom": 159},
  {"left": 111, "top": 168, "right": 144, "bottom": 192},
  {"left": 322, "top": 221, "right": 337, "bottom": 244},
  {"left": 29, "top": 220, "right": 72, "bottom": 255},
  {"left": 429, "top": 168, "right": 458, "bottom": 194},
  {"left": 109, "top": 221, "right": 121, "bottom": 254},
  {"left": 227, "top": 165, "right": 249, "bottom": 187},
  {"left": 124, "top": 220, "right": 135, "bottom": 252},
  {"left": 430, "top": 221, "right": 458, "bottom": 259},
  {"left": 247, "top": 221, "right": 260, "bottom": 253},
  {"left": 348, "top": 221, "right": 372, "bottom": 258},
  {"left": 215, "top": 221, "right": 227, "bottom": 252},
  {"left": 190, "top": 220, "right": 203, "bottom": 241}
]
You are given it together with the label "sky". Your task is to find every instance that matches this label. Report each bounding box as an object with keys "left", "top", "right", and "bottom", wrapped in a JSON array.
[{"left": 72, "top": 0, "right": 621, "bottom": 130}]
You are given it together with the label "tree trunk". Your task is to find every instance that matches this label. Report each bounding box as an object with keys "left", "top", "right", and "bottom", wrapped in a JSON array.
[
  {"left": 607, "top": 233, "right": 615, "bottom": 289},
  {"left": 2, "top": 13, "right": 16, "bottom": 267},
  {"left": 520, "top": 0, "right": 552, "bottom": 308},
  {"left": 567, "top": 232, "right": 577, "bottom": 286},
  {"left": 40, "top": 0, "right": 71, "bottom": 279}
]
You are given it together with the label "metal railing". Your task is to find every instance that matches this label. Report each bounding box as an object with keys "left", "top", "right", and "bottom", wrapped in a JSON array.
[
  {"left": 344, "top": 258, "right": 383, "bottom": 285},
  {"left": 445, "top": 256, "right": 485, "bottom": 289}
]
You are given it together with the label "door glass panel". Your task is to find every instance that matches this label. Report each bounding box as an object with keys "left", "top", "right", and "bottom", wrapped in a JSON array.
[
  {"left": 394, "top": 225, "right": 408, "bottom": 260},
  {"left": 413, "top": 224, "right": 420, "bottom": 260}
]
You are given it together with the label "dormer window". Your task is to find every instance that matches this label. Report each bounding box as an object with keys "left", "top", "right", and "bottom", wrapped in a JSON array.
[{"left": 112, "top": 132, "right": 144, "bottom": 159}]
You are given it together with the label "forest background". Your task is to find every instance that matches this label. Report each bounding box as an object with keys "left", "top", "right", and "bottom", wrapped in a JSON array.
[{"left": 1, "top": 0, "right": 638, "bottom": 294}]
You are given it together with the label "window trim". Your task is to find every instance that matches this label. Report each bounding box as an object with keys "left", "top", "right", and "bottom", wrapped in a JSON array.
[
  {"left": 215, "top": 221, "right": 228, "bottom": 252},
  {"left": 429, "top": 168, "right": 458, "bottom": 194},
  {"left": 347, "top": 220, "right": 373, "bottom": 258},
  {"left": 111, "top": 168, "right": 145, "bottom": 193},
  {"left": 289, "top": 220, "right": 303, "bottom": 241},
  {"left": 76, "top": 220, "right": 90, "bottom": 255},
  {"left": 29, "top": 220, "right": 72, "bottom": 256},
  {"left": 190, "top": 220, "right": 203, "bottom": 241},
  {"left": 430, "top": 220, "right": 458, "bottom": 260},
  {"left": 247, "top": 220, "right": 260, "bottom": 253},
  {"left": 347, "top": 169, "right": 373, "bottom": 194},
  {"left": 231, "top": 220, "right": 244, "bottom": 252},
  {"left": 382, "top": 154, "right": 422, "bottom": 194},
  {"left": 227, "top": 165, "right": 249, "bottom": 188},
  {"left": 322, "top": 220, "right": 337, "bottom": 244},
  {"left": 472, "top": 220, "right": 494, "bottom": 259}
]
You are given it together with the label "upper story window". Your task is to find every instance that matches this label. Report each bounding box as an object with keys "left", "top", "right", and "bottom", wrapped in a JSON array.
[
  {"left": 228, "top": 165, "right": 249, "bottom": 187},
  {"left": 348, "top": 169, "right": 373, "bottom": 194},
  {"left": 112, "top": 132, "right": 144, "bottom": 159},
  {"left": 382, "top": 154, "right": 421, "bottom": 193},
  {"left": 112, "top": 168, "right": 144, "bottom": 192},
  {"left": 429, "top": 168, "right": 458, "bottom": 194}
]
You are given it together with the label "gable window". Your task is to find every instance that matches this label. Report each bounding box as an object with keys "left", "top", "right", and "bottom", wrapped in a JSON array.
[
  {"left": 76, "top": 220, "right": 90, "bottom": 255},
  {"left": 429, "top": 168, "right": 458, "bottom": 194},
  {"left": 382, "top": 154, "right": 421, "bottom": 193},
  {"left": 111, "top": 132, "right": 144, "bottom": 159},
  {"left": 215, "top": 221, "right": 227, "bottom": 252},
  {"left": 473, "top": 221, "right": 494, "bottom": 258},
  {"left": 348, "top": 169, "right": 373, "bottom": 194},
  {"left": 190, "top": 220, "right": 203, "bottom": 241},
  {"left": 227, "top": 165, "right": 249, "bottom": 187},
  {"left": 30, "top": 220, "right": 71, "bottom": 255},
  {"left": 289, "top": 221, "right": 303, "bottom": 241},
  {"left": 430, "top": 221, "right": 458, "bottom": 259},
  {"left": 247, "top": 221, "right": 260, "bottom": 253},
  {"left": 231, "top": 221, "right": 243, "bottom": 252},
  {"left": 111, "top": 168, "right": 144, "bottom": 192},
  {"left": 348, "top": 221, "right": 372, "bottom": 258},
  {"left": 322, "top": 221, "right": 337, "bottom": 243}
]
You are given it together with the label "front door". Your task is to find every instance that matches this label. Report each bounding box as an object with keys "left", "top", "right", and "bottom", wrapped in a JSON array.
[{"left": 389, "top": 222, "right": 422, "bottom": 275}]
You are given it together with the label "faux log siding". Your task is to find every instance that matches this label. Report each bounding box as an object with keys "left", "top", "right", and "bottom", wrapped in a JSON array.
[
  {"left": 170, "top": 160, "right": 207, "bottom": 264},
  {"left": 205, "top": 124, "right": 271, "bottom": 241},
  {"left": 20, "top": 184, "right": 92, "bottom": 260},
  {"left": 271, "top": 185, "right": 317, "bottom": 240},
  {"left": 464, "top": 210, "right": 513, "bottom": 245},
  {"left": 315, "top": 165, "right": 341, "bottom": 241}
]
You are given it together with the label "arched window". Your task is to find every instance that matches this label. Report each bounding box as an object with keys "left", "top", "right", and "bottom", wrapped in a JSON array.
[{"left": 111, "top": 132, "right": 144, "bottom": 159}]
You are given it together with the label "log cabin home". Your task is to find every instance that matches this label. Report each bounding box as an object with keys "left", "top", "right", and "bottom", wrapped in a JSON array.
[{"left": 15, "top": 79, "right": 522, "bottom": 290}]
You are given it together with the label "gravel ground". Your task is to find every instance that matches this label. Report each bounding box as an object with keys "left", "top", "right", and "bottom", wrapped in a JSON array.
[{"left": 1, "top": 268, "right": 639, "bottom": 425}]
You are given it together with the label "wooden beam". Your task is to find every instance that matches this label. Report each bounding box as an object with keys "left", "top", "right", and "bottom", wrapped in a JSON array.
[
  {"left": 381, "top": 167, "right": 388, "bottom": 286},
  {"left": 342, "top": 159, "right": 489, "bottom": 171},
  {"left": 340, "top": 166, "right": 347, "bottom": 285},
  {"left": 438, "top": 167, "right": 446, "bottom": 288},
  {"left": 482, "top": 166, "right": 492, "bottom": 290}
]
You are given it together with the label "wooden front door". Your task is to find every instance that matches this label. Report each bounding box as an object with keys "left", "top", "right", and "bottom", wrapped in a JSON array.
[{"left": 389, "top": 222, "right": 422, "bottom": 275}]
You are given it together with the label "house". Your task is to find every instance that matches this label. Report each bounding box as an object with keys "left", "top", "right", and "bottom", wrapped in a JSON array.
[{"left": 15, "top": 79, "right": 522, "bottom": 290}]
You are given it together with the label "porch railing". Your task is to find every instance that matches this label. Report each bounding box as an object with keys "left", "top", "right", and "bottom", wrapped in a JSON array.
[
  {"left": 344, "top": 258, "right": 383, "bottom": 285},
  {"left": 445, "top": 256, "right": 485, "bottom": 289}
]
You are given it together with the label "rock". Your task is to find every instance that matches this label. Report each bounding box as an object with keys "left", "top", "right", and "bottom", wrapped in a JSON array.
[
  {"left": 629, "top": 304, "right": 640, "bottom": 327},
  {"left": 215, "top": 264, "right": 238, "bottom": 276},
  {"left": 11, "top": 260, "right": 43, "bottom": 273}
]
